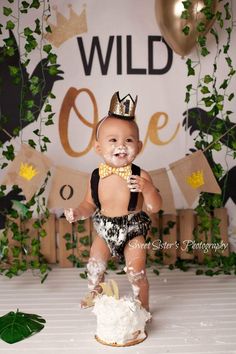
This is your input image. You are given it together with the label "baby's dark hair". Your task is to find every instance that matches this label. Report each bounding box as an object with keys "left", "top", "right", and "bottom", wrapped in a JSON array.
[{"left": 95, "top": 115, "right": 140, "bottom": 141}]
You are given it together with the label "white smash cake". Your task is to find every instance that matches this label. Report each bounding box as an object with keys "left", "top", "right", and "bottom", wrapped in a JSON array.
[{"left": 92, "top": 290, "right": 151, "bottom": 346}]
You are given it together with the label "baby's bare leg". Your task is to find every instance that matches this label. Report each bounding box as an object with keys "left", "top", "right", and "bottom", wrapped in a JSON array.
[
  {"left": 81, "top": 235, "right": 111, "bottom": 308},
  {"left": 124, "top": 235, "right": 149, "bottom": 311}
]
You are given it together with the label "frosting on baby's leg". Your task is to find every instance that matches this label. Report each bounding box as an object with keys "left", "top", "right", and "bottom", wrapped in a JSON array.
[{"left": 80, "top": 257, "right": 107, "bottom": 308}]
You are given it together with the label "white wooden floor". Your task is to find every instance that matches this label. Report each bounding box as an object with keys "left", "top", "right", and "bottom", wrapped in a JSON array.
[{"left": 0, "top": 266, "right": 236, "bottom": 354}]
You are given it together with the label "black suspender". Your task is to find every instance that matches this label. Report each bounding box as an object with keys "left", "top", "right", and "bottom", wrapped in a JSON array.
[
  {"left": 91, "top": 168, "right": 101, "bottom": 210},
  {"left": 90, "top": 164, "right": 141, "bottom": 211},
  {"left": 128, "top": 164, "right": 140, "bottom": 211}
]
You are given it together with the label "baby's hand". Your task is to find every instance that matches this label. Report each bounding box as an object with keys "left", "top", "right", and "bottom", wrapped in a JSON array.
[
  {"left": 64, "top": 208, "right": 80, "bottom": 223},
  {"left": 127, "top": 175, "right": 154, "bottom": 194}
]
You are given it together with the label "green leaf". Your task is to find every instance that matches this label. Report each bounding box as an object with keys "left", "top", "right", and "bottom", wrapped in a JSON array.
[
  {"left": 196, "top": 269, "right": 204, "bottom": 275},
  {"left": 48, "top": 65, "right": 60, "bottom": 76},
  {"left": 12, "top": 246, "right": 21, "bottom": 257},
  {"left": 79, "top": 236, "right": 90, "bottom": 246},
  {"left": 197, "top": 21, "right": 205, "bottom": 32},
  {"left": 44, "top": 104, "right": 52, "bottom": 112},
  {"left": 186, "top": 58, "right": 195, "bottom": 76},
  {"left": 48, "top": 53, "right": 57, "bottom": 64},
  {"left": 153, "top": 269, "right": 160, "bottom": 276},
  {"left": 24, "top": 27, "right": 33, "bottom": 36},
  {"left": 228, "top": 93, "right": 234, "bottom": 101},
  {"left": 43, "top": 44, "right": 52, "bottom": 54},
  {"left": 197, "top": 35, "right": 206, "bottom": 47},
  {"left": 42, "top": 136, "right": 51, "bottom": 143},
  {"left": 8, "top": 65, "right": 20, "bottom": 77},
  {"left": 77, "top": 224, "right": 85, "bottom": 233},
  {"left": 34, "top": 19, "right": 41, "bottom": 35},
  {"left": 201, "top": 47, "right": 210, "bottom": 57},
  {"left": 226, "top": 57, "right": 232, "bottom": 67},
  {"left": 182, "top": 25, "right": 190, "bottom": 35},
  {"left": 182, "top": 0, "right": 192, "bottom": 9},
  {"left": 219, "top": 79, "right": 228, "bottom": 89},
  {"left": 185, "top": 92, "right": 190, "bottom": 103},
  {"left": 203, "top": 75, "right": 213, "bottom": 84},
  {"left": 223, "top": 44, "right": 229, "bottom": 54},
  {"left": 11, "top": 200, "right": 29, "bottom": 217},
  {"left": 107, "top": 259, "right": 118, "bottom": 270},
  {"left": 63, "top": 233, "right": 71, "bottom": 241},
  {"left": 201, "top": 86, "right": 210, "bottom": 94},
  {"left": 40, "top": 229, "right": 47, "bottom": 237},
  {"left": 22, "top": 1, "right": 30, "bottom": 8},
  {"left": 0, "top": 310, "right": 45, "bottom": 344},
  {"left": 30, "top": 0, "right": 40, "bottom": 9},
  {"left": 25, "top": 110, "right": 34, "bottom": 122},
  {"left": 181, "top": 10, "right": 190, "bottom": 20},
  {"left": 2, "top": 144, "right": 15, "bottom": 160},
  {"left": 28, "top": 139, "right": 36, "bottom": 148},
  {"left": 45, "top": 25, "right": 52, "bottom": 33},
  {"left": 224, "top": 2, "right": 231, "bottom": 20},
  {"left": 212, "top": 142, "right": 222, "bottom": 151},
  {"left": 6, "top": 20, "right": 15, "bottom": 30},
  {"left": 80, "top": 271, "right": 88, "bottom": 279},
  {"left": 3, "top": 7, "right": 12, "bottom": 16}
]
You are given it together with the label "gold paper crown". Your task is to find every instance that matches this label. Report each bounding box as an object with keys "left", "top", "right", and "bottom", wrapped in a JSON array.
[
  {"left": 19, "top": 162, "right": 38, "bottom": 181},
  {"left": 44, "top": 5, "right": 87, "bottom": 48},
  {"left": 108, "top": 91, "right": 137, "bottom": 120},
  {"left": 186, "top": 170, "right": 204, "bottom": 189}
]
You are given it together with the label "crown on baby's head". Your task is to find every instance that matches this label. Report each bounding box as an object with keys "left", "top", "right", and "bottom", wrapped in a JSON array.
[{"left": 108, "top": 91, "right": 137, "bottom": 120}]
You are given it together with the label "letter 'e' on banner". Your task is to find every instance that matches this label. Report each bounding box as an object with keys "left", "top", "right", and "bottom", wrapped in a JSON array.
[
  {"left": 169, "top": 150, "right": 221, "bottom": 207},
  {"left": 2, "top": 144, "right": 52, "bottom": 201},
  {"left": 47, "top": 165, "right": 89, "bottom": 209},
  {"left": 149, "top": 168, "right": 176, "bottom": 214}
]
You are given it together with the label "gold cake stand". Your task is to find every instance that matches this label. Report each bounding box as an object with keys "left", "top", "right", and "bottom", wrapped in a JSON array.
[{"left": 95, "top": 330, "right": 147, "bottom": 347}]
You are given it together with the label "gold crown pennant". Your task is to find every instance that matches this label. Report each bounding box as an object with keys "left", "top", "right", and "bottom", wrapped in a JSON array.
[
  {"left": 44, "top": 5, "right": 87, "bottom": 48},
  {"left": 186, "top": 170, "right": 205, "bottom": 189},
  {"left": 19, "top": 162, "right": 38, "bottom": 181},
  {"left": 108, "top": 91, "right": 137, "bottom": 120}
]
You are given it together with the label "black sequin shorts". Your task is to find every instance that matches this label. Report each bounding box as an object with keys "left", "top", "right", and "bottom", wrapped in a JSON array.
[{"left": 92, "top": 209, "right": 151, "bottom": 258}]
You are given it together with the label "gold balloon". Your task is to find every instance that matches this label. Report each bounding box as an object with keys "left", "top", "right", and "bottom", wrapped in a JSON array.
[{"left": 155, "top": 0, "right": 219, "bottom": 57}]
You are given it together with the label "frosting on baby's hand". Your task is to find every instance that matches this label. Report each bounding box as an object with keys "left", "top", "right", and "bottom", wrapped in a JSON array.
[{"left": 64, "top": 208, "right": 75, "bottom": 223}]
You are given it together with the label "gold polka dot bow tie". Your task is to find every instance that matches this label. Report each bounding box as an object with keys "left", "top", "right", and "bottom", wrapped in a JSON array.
[{"left": 99, "top": 163, "right": 132, "bottom": 181}]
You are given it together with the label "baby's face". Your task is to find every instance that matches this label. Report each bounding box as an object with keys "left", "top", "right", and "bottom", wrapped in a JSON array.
[{"left": 95, "top": 117, "right": 142, "bottom": 167}]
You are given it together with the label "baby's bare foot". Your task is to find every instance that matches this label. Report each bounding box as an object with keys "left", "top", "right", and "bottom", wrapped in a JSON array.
[
  {"left": 80, "top": 290, "right": 98, "bottom": 308},
  {"left": 80, "top": 285, "right": 103, "bottom": 309}
]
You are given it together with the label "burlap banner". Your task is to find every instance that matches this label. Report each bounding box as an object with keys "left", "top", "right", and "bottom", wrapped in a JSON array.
[
  {"left": 149, "top": 168, "right": 176, "bottom": 214},
  {"left": 2, "top": 144, "right": 52, "bottom": 201},
  {"left": 169, "top": 150, "right": 221, "bottom": 206},
  {"left": 47, "top": 165, "right": 89, "bottom": 209},
  {"left": 1, "top": 144, "right": 222, "bottom": 211}
]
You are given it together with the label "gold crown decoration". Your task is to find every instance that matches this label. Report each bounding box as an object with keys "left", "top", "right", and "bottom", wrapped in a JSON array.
[
  {"left": 44, "top": 4, "right": 87, "bottom": 48},
  {"left": 108, "top": 91, "right": 138, "bottom": 120},
  {"left": 19, "top": 162, "right": 38, "bottom": 181},
  {"left": 186, "top": 170, "right": 204, "bottom": 189}
]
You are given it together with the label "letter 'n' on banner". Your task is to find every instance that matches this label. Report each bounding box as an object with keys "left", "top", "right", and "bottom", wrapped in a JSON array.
[
  {"left": 149, "top": 168, "right": 176, "bottom": 214},
  {"left": 48, "top": 165, "right": 89, "bottom": 209},
  {"left": 169, "top": 150, "right": 221, "bottom": 207}
]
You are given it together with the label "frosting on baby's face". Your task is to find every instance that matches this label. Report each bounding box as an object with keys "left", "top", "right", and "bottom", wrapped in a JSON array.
[{"left": 95, "top": 117, "right": 142, "bottom": 168}]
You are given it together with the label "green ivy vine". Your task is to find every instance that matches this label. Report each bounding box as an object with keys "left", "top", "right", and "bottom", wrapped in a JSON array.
[
  {"left": 0, "top": 0, "right": 60, "bottom": 282},
  {"left": 181, "top": 0, "right": 236, "bottom": 275}
]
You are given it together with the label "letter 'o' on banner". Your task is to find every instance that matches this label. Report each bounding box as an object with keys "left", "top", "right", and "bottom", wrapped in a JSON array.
[{"left": 60, "top": 185, "right": 74, "bottom": 200}]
